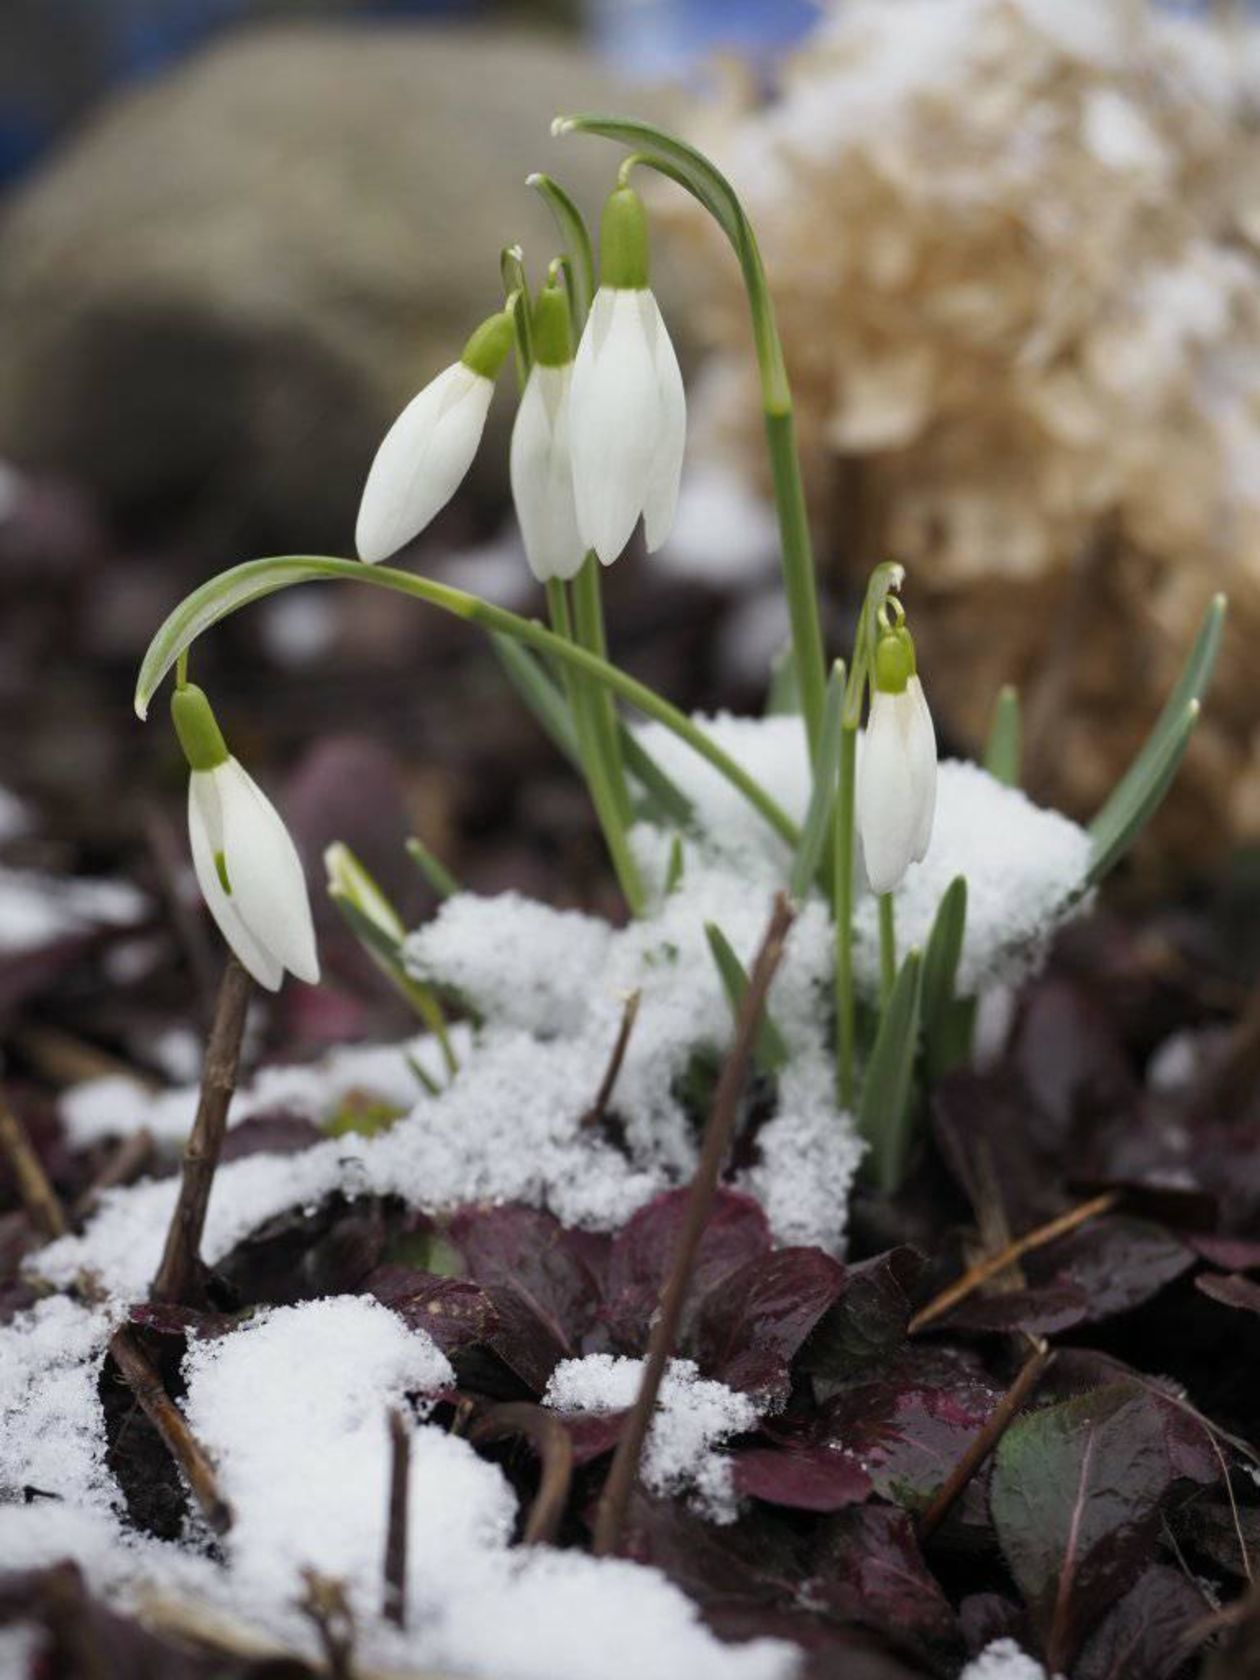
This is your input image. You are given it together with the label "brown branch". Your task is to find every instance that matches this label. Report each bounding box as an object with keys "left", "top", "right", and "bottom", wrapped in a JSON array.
[
  {"left": 470, "top": 1402, "right": 575, "bottom": 1547},
  {"left": 592, "top": 894, "right": 795, "bottom": 1559},
  {"left": 918, "top": 1341, "right": 1054, "bottom": 1542},
  {"left": 581, "top": 990, "right": 641, "bottom": 1130},
  {"left": 908, "top": 1191, "right": 1119, "bottom": 1334},
  {"left": 73, "top": 1128, "right": 155, "bottom": 1224},
  {"left": 298, "top": 1570, "right": 355, "bottom": 1680},
  {"left": 107, "top": 1326, "right": 232, "bottom": 1534},
  {"left": 151, "top": 958, "right": 252, "bottom": 1306},
  {"left": 0, "top": 1090, "right": 68, "bottom": 1240},
  {"left": 382, "top": 1409, "right": 411, "bottom": 1628}
]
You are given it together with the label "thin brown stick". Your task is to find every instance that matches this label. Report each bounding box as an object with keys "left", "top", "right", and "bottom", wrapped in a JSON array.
[
  {"left": 470, "top": 1402, "right": 575, "bottom": 1547},
  {"left": 108, "top": 1326, "right": 232, "bottom": 1534},
  {"left": 383, "top": 1409, "right": 411, "bottom": 1628},
  {"left": 918, "top": 1341, "right": 1054, "bottom": 1541},
  {"left": 143, "top": 800, "right": 218, "bottom": 1026},
  {"left": 581, "top": 990, "right": 641, "bottom": 1129},
  {"left": 73, "top": 1128, "right": 155, "bottom": 1224},
  {"left": 0, "top": 1090, "right": 68, "bottom": 1240},
  {"left": 592, "top": 894, "right": 795, "bottom": 1559},
  {"left": 298, "top": 1570, "right": 355, "bottom": 1680},
  {"left": 151, "top": 958, "right": 252, "bottom": 1305},
  {"left": 908, "top": 1191, "right": 1119, "bottom": 1334}
]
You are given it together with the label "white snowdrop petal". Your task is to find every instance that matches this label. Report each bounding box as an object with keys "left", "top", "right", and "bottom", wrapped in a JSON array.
[
  {"left": 510, "top": 365, "right": 585, "bottom": 583},
  {"left": 187, "top": 773, "right": 285, "bottom": 990},
  {"left": 908, "top": 675, "right": 938, "bottom": 862},
  {"left": 355, "top": 363, "right": 493, "bottom": 564},
  {"left": 857, "top": 690, "right": 920, "bottom": 894},
  {"left": 570, "top": 289, "right": 661, "bottom": 565},
  {"left": 642, "top": 295, "right": 687, "bottom": 553},
  {"left": 217, "top": 761, "right": 320, "bottom": 985}
]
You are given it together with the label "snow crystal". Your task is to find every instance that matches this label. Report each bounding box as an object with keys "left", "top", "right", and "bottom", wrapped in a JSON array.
[
  {"left": 0, "top": 1626, "right": 43, "bottom": 1679},
  {"left": 0, "top": 867, "right": 146, "bottom": 956},
  {"left": 0, "top": 1297, "right": 116, "bottom": 1511},
  {"left": 960, "top": 1639, "right": 1049, "bottom": 1680},
  {"left": 544, "top": 1354, "right": 762, "bottom": 1521}
]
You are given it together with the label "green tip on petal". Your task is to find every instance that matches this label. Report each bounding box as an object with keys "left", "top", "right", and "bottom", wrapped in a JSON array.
[
  {"left": 600, "top": 185, "right": 650, "bottom": 290},
  {"left": 214, "top": 849, "right": 232, "bottom": 895},
  {"left": 873, "top": 627, "right": 915, "bottom": 695},
  {"left": 531, "top": 284, "right": 573, "bottom": 367},
  {"left": 170, "top": 683, "right": 230, "bottom": 772},
  {"left": 460, "top": 309, "right": 516, "bottom": 380}
]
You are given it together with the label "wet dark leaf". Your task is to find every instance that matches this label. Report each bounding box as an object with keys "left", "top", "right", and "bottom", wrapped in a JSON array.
[
  {"left": 450, "top": 1203, "right": 603, "bottom": 1355},
  {"left": 1028, "top": 1218, "right": 1194, "bottom": 1323},
  {"left": 696, "top": 1246, "right": 846, "bottom": 1403},
  {"left": 935, "top": 1283, "right": 1090, "bottom": 1335},
  {"left": 603, "top": 1187, "right": 771, "bottom": 1350},
  {"left": 800, "top": 1248, "right": 925, "bottom": 1393},
  {"left": 1196, "top": 1272, "right": 1260, "bottom": 1316},
  {"left": 219, "top": 1111, "right": 325, "bottom": 1162},
  {"left": 1074, "top": 1562, "right": 1207, "bottom": 1680},
  {"left": 1187, "top": 1235, "right": 1260, "bottom": 1271},
  {"left": 1175, "top": 1494, "right": 1260, "bottom": 1578},
  {"left": 366, "top": 1266, "right": 498, "bottom": 1357},
  {"left": 731, "top": 1441, "right": 871, "bottom": 1511},
  {"left": 991, "top": 1383, "right": 1180, "bottom": 1671},
  {"left": 215, "top": 1195, "right": 390, "bottom": 1307},
  {"left": 809, "top": 1506, "right": 959, "bottom": 1658}
]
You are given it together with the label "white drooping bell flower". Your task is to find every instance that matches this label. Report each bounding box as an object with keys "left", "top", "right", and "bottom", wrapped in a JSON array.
[
  {"left": 355, "top": 309, "right": 515, "bottom": 565},
  {"left": 510, "top": 283, "right": 585, "bottom": 582},
  {"left": 172, "top": 684, "right": 320, "bottom": 991},
  {"left": 569, "top": 184, "right": 686, "bottom": 565},
  {"left": 857, "top": 624, "right": 937, "bottom": 895}
]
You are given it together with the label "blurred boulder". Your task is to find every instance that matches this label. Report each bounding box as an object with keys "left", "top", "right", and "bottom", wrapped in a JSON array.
[{"left": 0, "top": 22, "right": 674, "bottom": 552}]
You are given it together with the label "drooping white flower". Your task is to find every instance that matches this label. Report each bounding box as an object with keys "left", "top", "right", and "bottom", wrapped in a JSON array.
[
  {"left": 355, "top": 309, "right": 514, "bottom": 565},
  {"left": 510, "top": 284, "right": 585, "bottom": 582},
  {"left": 858, "top": 629, "right": 937, "bottom": 895},
  {"left": 569, "top": 186, "right": 686, "bottom": 566},
  {"left": 172, "top": 684, "right": 319, "bottom": 991}
]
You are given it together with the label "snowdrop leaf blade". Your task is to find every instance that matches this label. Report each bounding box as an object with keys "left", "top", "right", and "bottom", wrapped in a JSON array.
[
  {"left": 766, "top": 645, "right": 801, "bottom": 716},
  {"left": 921, "top": 877, "right": 968, "bottom": 1082},
  {"left": 1089, "top": 594, "right": 1225, "bottom": 842},
  {"left": 1086, "top": 702, "right": 1199, "bottom": 889},
  {"left": 492, "top": 635, "right": 581, "bottom": 768},
  {"left": 790, "top": 662, "right": 845, "bottom": 902},
  {"left": 405, "top": 836, "right": 462, "bottom": 901},
  {"left": 704, "top": 921, "right": 790, "bottom": 1074},
  {"left": 984, "top": 685, "right": 1022, "bottom": 787},
  {"left": 527, "top": 172, "right": 596, "bottom": 326},
  {"left": 554, "top": 115, "right": 742, "bottom": 244},
  {"left": 858, "top": 950, "right": 923, "bottom": 1194},
  {"left": 618, "top": 727, "right": 696, "bottom": 831}
]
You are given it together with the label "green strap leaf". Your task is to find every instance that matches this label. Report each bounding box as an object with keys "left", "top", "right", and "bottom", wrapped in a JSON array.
[
  {"left": 765, "top": 644, "right": 800, "bottom": 717},
  {"left": 132, "top": 555, "right": 800, "bottom": 854},
  {"left": 1086, "top": 701, "right": 1200, "bottom": 889},
  {"left": 493, "top": 634, "right": 581, "bottom": 767},
  {"left": 527, "top": 171, "right": 595, "bottom": 327},
  {"left": 920, "top": 876, "right": 968, "bottom": 1083},
  {"left": 704, "top": 921, "right": 790, "bottom": 1075},
  {"left": 406, "top": 836, "right": 461, "bottom": 902},
  {"left": 330, "top": 893, "right": 456, "bottom": 1070},
  {"left": 789, "top": 660, "right": 844, "bottom": 902},
  {"left": 984, "top": 685, "right": 1021, "bottom": 787},
  {"left": 1089, "top": 593, "right": 1225, "bottom": 857},
  {"left": 857, "top": 949, "right": 923, "bottom": 1195}
]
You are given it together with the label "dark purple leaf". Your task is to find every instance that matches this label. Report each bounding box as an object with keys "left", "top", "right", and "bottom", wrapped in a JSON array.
[
  {"left": 821, "top": 1375, "right": 997, "bottom": 1521},
  {"left": 935, "top": 1283, "right": 1089, "bottom": 1336},
  {"left": 1175, "top": 1494, "right": 1260, "bottom": 1578},
  {"left": 958, "top": 1593, "right": 1029, "bottom": 1658},
  {"left": 604, "top": 1188, "right": 771, "bottom": 1349},
  {"left": 732, "top": 1441, "right": 871, "bottom": 1511},
  {"left": 219, "top": 1111, "right": 325, "bottom": 1162},
  {"left": 991, "top": 1383, "right": 1180, "bottom": 1671},
  {"left": 556, "top": 1410, "right": 628, "bottom": 1467},
  {"left": 215, "top": 1194, "right": 389, "bottom": 1306},
  {"left": 932, "top": 1070, "right": 1064, "bottom": 1231},
  {"left": 1027, "top": 1218, "right": 1194, "bottom": 1323},
  {"left": 1196, "top": 1271, "right": 1260, "bottom": 1316},
  {"left": 1074, "top": 1563, "right": 1208, "bottom": 1680},
  {"left": 127, "top": 1302, "right": 235, "bottom": 1340},
  {"left": 809, "top": 1506, "right": 959, "bottom": 1657},
  {"left": 450, "top": 1203, "right": 603, "bottom": 1357},
  {"left": 1187, "top": 1234, "right": 1260, "bottom": 1271},
  {"left": 367, "top": 1266, "right": 498, "bottom": 1357},
  {"left": 696, "top": 1246, "right": 846, "bottom": 1403},
  {"left": 800, "top": 1248, "right": 924, "bottom": 1392}
]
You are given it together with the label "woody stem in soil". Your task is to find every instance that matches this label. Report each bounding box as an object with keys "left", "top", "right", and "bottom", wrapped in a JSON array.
[
  {"left": 592, "top": 892, "right": 796, "bottom": 1558},
  {"left": 382, "top": 1409, "right": 410, "bottom": 1628},
  {"left": 151, "top": 956, "right": 252, "bottom": 1305}
]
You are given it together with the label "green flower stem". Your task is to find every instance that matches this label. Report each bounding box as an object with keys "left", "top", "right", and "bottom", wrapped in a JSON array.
[
  {"left": 546, "top": 577, "right": 645, "bottom": 915},
  {"left": 135, "top": 556, "right": 801, "bottom": 855},
  {"left": 834, "top": 723, "right": 858, "bottom": 1110},
  {"left": 878, "top": 893, "right": 897, "bottom": 1004},
  {"left": 572, "top": 555, "right": 632, "bottom": 825},
  {"left": 554, "top": 114, "right": 828, "bottom": 755}
]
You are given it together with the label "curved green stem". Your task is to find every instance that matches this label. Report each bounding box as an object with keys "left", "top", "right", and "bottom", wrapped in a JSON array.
[
  {"left": 134, "top": 556, "right": 800, "bottom": 855},
  {"left": 556, "top": 114, "right": 827, "bottom": 754}
]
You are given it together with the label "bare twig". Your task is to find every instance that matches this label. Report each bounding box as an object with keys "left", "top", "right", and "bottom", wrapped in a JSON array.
[
  {"left": 299, "top": 1570, "right": 356, "bottom": 1680},
  {"left": 0, "top": 1090, "right": 68, "bottom": 1240},
  {"left": 143, "top": 799, "right": 218, "bottom": 1025},
  {"left": 592, "top": 894, "right": 795, "bottom": 1558},
  {"left": 918, "top": 1341, "right": 1054, "bottom": 1541},
  {"left": 581, "top": 990, "right": 641, "bottom": 1129},
  {"left": 73, "top": 1128, "right": 155, "bottom": 1224},
  {"left": 107, "top": 1326, "right": 232, "bottom": 1534},
  {"left": 383, "top": 1409, "right": 411, "bottom": 1628},
  {"left": 908, "top": 1191, "right": 1119, "bottom": 1334},
  {"left": 470, "top": 1402, "right": 574, "bottom": 1547},
  {"left": 151, "top": 958, "right": 252, "bottom": 1305}
]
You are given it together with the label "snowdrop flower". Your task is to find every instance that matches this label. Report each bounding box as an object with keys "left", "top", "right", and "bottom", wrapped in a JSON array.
[
  {"left": 569, "top": 184, "right": 686, "bottom": 565},
  {"left": 356, "top": 309, "right": 514, "bottom": 565},
  {"left": 510, "top": 283, "right": 585, "bottom": 582},
  {"left": 171, "top": 683, "right": 319, "bottom": 991},
  {"left": 858, "top": 626, "right": 937, "bottom": 894}
]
